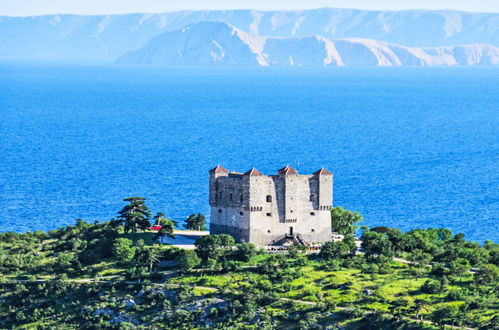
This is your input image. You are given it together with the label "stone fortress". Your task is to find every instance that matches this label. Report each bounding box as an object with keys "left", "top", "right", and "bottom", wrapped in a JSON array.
[{"left": 209, "top": 165, "right": 333, "bottom": 246}]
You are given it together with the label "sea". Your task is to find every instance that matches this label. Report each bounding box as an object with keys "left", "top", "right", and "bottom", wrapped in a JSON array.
[{"left": 0, "top": 63, "right": 498, "bottom": 242}]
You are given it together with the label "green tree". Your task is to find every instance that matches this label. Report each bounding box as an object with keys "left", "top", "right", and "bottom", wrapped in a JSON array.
[
  {"left": 421, "top": 279, "right": 442, "bottom": 294},
  {"left": 176, "top": 249, "right": 201, "bottom": 271},
  {"left": 474, "top": 264, "right": 499, "bottom": 286},
  {"left": 112, "top": 238, "right": 136, "bottom": 264},
  {"left": 195, "top": 234, "right": 235, "bottom": 263},
  {"left": 54, "top": 252, "right": 80, "bottom": 273},
  {"left": 331, "top": 206, "right": 363, "bottom": 235},
  {"left": 319, "top": 241, "right": 351, "bottom": 260},
  {"left": 152, "top": 212, "right": 176, "bottom": 242},
  {"left": 343, "top": 234, "right": 358, "bottom": 255},
  {"left": 448, "top": 258, "right": 471, "bottom": 280},
  {"left": 185, "top": 213, "right": 206, "bottom": 231},
  {"left": 233, "top": 243, "right": 257, "bottom": 262},
  {"left": 408, "top": 249, "right": 432, "bottom": 276},
  {"left": 432, "top": 305, "right": 458, "bottom": 329},
  {"left": 116, "top": 197, "right": 151, "bottom": 233},
  {"left": 361, "top": 230, "right": 394, "bottom": 260},
  {"left": 143, "top": 247, "right": 161, "bottom": 273},
  {"left": 389, "top": 298, "right": 409, "bottom": 320}
]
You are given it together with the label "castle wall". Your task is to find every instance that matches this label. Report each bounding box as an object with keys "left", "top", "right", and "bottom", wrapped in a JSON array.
[{"left": 209, "top": 166, "right": 333, "bottom": 246}]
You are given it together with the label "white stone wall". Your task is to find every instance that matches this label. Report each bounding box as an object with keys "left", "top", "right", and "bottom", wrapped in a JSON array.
[{"left": 210, "top": 169, "right": 333, "bottom": 246}]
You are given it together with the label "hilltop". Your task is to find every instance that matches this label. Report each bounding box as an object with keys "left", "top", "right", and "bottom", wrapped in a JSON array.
[{"left": 0, "top": 198, "right": 497, "bottom": 329}]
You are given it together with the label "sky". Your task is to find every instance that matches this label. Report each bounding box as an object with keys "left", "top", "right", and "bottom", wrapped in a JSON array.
[{"left": 1, "top": 0, "right": 499, "bottom": 16}]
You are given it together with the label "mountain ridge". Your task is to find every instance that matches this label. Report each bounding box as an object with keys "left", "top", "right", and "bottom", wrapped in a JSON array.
[
  {"left": 116, "top": 21, "right": 499, "bottom": 66},
  {"left": 1, "top": 8, "right": 499, "bottom": 61}
]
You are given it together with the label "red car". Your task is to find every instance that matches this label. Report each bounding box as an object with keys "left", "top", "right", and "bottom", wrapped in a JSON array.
[{"left": 150, "top": 225, "right": 162, "bottom": 231}]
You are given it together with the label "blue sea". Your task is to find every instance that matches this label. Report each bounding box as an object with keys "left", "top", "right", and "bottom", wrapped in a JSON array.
[{"left": 0, "top": 63, "right": 498, "bottom": 242}]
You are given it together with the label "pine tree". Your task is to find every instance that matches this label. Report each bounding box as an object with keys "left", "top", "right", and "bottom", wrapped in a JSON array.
[
  {"left": 185, "top": 213, "right": 206, "bottom": 231},
  {"left": 117, "top": 197, "right": 151, "bottom": 233}
]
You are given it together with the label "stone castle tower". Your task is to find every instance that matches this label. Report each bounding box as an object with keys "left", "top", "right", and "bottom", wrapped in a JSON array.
[{"left": 209, "top": 165, "right": 333, "bottom": 246}]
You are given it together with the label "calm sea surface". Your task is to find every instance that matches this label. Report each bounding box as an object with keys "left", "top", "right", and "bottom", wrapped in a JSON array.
[{"left": 0, "top": 63, "right": 498, "bottom": 242}]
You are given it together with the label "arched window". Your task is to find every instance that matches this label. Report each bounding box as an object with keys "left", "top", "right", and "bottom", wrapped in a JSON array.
[
  {"left": 240, "top": 194, "right": 243, "bottom": 203},
  {"left": 266, "top": 195, "right": 272, "bottom": 202},
  {"left": 229, "top": 193, "right": 233, "bottom": 201}
]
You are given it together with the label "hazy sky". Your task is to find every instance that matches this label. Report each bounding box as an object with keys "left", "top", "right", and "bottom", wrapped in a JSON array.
[{"left": 2, "top": 0, "right": 499, "bottom": 16}]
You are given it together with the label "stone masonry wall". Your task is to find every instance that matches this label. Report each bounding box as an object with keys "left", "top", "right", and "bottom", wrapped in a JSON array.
[{"left": 209, "top": 166, "right": 333, "bottom": 246}]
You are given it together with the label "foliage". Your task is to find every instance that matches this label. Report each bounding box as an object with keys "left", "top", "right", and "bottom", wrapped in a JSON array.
[
  {"left": 116, "top": 197, "right": 151, "bottom": 233},
  {"left": 331, "top": 206, "right": 363, "bottom": 235},
  {"left": 233, "top": 243, "right": 257, "bottom": 262},
  {"left": 194, "top": 234, "right": 235, "bottom": 264},
  {"left": 0, "top": 204, "right": 497, "bottom": 329},
  {"left": 176, "top": 249, "right": 201, "bottom": 271},
  {"left": 152, "top": 212, "right": 176, "bottom": 241},
  {"left": 113, "top": 238, "right": 136, "bottom": 264},
  {"left": 319, "top": 240, "right": 352, "bottom": 260},
  {"left": 185, "top": 213, "right": 207, "bottom": 231},
  {"left": 360, "top": 230, "right": 394, "bottom": 260}
]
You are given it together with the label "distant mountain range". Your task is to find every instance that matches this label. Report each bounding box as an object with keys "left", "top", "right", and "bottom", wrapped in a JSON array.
[
  {"left": 1, "top": 8, "right": 499, "bottom": 65},
  {"left": 117, "top": 21, "right": 499, "bottom": 66}
]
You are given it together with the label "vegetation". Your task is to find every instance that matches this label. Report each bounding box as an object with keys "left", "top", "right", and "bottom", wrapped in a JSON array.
[
  {"left": 331, "top": 206, "right": 363, "bottom": 235},
  {"left": 185, "top": 213, "right": 207, "bottom": 231},
  {"left": 0, "top": 202, "right": 497, "bottom": 329}
]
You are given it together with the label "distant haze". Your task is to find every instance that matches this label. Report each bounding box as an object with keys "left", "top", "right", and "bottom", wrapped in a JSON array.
[
  {"left": 1, "top": 0, "right": 499, "bottom": 16},
  {"left": 1, "top": 8, "right": 499, "bottom": 65}
]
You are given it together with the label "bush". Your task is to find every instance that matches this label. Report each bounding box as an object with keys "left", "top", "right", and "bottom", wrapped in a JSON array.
[{"left": 421, "top": 279, "right": 442, "bottom": 294}]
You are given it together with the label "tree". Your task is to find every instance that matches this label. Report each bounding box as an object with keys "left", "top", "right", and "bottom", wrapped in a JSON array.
[
  {"left": 112, "top": 238, "right": 136, "bottom": 264},
  {"left": 194, "top": 234, "right": 235, "bottom": 263},
  {"left": 448, "top": 257, "right": 471, "bottom": 280},
  {"left": 343, "top": 234, "right": 358, "bottom": 255},
  {"left": 409, "top": 299, "right": 429, "bottom": 321},
  {"left": 116, "top": 197, "right": 151, "bottom": 233},
  {"left": 432, "top": 305, "right": 458, "bottom": 329},
  {"left": 360, "top": 230, "right": 394, "bottom": 260},
  {"left": 233, "top": 243, "right": 257, "bottom": 262},
  {"left": 319, "top": 241, "right": 351, "bottom": 260},
  {"left": 331, "top": 206, "right": 363, "bottom": 235},
  {"left": 185, "top": 213, "right": 206, "bottom": 231},
  {"left": 408, "top": 249, "right": 432, "bottom": 276},
  {"left": 474, "top": 264, "right": 499, "bottom": 286},
  {"left": 176, "top": 250, "right": 200, "bottom": 271},
  {"left": 421, "top": 279, "right": 442, "bottom": 294},
  {"left": 389, "top": 298, "right": 409, "bottom": 320},
  {"left": 54, "top": 252, "right": 80, "bottom": 273},
  {"left": 152, "top": 213, "right": 176, "bottom": 242}
]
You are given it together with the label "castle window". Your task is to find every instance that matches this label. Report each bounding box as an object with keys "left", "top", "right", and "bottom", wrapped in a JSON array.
[
  {"left": 266, "top": 195, "right": 272, "bottom": 202},
  {"left": 310, "top": 212, "right": 315, "bottom": 216},
  {"left": 230, "top": 193, "right": 233, "bottom": 201},
  {"left": 310, "top": 194, "right": 316, "bottom": 201},
  {"left": 218, "top": 209, "right": 222, "bottom": 213},
  {"left": 266, "top": 213, "right": 272, "bottom": 217},
  {"left": 240, "top": 194, "right": 243, "bottom": 203},
  {"left": 311, "top": 229, "right": 315, "bottom": 232},
  {"left": 290, "top": 210, "right": 293, "bottom": 213},
  {"left": 239, "top": 211, "right": 244, "bottom": 215},
  {"left": 268, "top": 230, "right": 271, "bottom": 234}
]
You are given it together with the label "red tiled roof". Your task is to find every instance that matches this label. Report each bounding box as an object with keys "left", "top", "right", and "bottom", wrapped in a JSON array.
[
  {"left": 244, "top": 168, "right": 263, "bottom": 176},
  {"left": 314, "top": 168, "right": 332, "bottom": 175},
  {"left": 209, "top": 165, "right": 228, "bottom": 173},
  {"left": 278, "top": 165, "right": 298, "bottom": 175}
]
